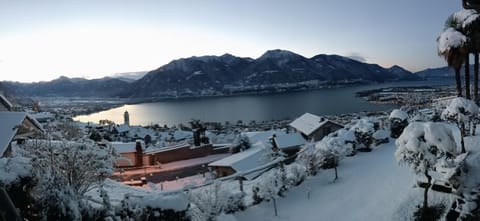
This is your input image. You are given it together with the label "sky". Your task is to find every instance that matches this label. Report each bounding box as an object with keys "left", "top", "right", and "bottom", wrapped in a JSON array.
[{"left": 0, "top": 0, "right": 464, "bottom": 83}]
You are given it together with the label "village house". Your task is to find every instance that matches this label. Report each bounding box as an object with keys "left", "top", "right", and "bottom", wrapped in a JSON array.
[
  {"left": 110, "top": 140, "right": 145, "bottom": 167},
  {"left": 0, "top": 112, "right": 44, "bottom": 157},
  {"left": 111, "top": 124, "right": 219, "bottom": 168},
  {"left": 143, "top": 142, "right": 214, "bottom": 165},
  {"left": 112, "top": 124, "right": 131, "bottom": 138},
  {"left": 208, "top": 130, "right": 291, "bottom": 180},
  {"left": 270, "top": 132, "right": 306, "bottom": 158},
  {"left": 243, "top": 130, "right": 286, "bottom": 146},
  {"left": 208, "top": 144, "right": 270, "bottom": 180},
  {"left": 289, "top": 113, "right": 343, "bottom": 141}
]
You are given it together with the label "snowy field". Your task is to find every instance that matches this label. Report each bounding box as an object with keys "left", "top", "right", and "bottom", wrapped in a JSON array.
[{"left": 233, "top": 141, "right": 416, "bottom": 221}]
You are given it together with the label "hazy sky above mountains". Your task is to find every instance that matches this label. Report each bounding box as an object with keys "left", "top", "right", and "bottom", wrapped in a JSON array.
[{"left": 0, "top": 0, "right": 463, "bottom": 82}]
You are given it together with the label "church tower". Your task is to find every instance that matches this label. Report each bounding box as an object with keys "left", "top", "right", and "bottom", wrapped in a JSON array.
[{"left": 124, "top": 110, "right": 130, "bottom": 126}]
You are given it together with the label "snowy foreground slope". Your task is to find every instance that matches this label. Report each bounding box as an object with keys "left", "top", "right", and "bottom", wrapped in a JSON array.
[{"left": 233, "top": 141, "right": 415, "bottom": 221}]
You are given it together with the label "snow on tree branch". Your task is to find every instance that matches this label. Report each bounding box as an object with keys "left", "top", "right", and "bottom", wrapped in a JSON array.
[
  {"left": 437, "top": 28, "right": 467, "bottom": 54},
  {"left": 441, "top": 97, "right": 479, "bottom": 124},
  {"left": 395, "top": 122, "right": 457, "bottom": 174}
]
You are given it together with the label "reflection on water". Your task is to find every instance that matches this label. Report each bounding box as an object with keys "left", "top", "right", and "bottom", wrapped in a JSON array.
[{"left": 74, "top": 80, "right": 452, "bottom": 126}]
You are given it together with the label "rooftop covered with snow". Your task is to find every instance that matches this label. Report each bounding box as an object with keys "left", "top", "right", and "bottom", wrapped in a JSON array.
[
  {"left": 0, "top": 112, "right": 44, "bottom": 156},
  {"left": 114, "top": 124, "right": 130, "bottom": 133},
  {"left": 0, "top": 94, "right": 13, "bottom": 111},
  {"left": 289, "top": 113, "right": 339, "bottom": 137},
  {"left": 243, "top": 130, "right": 285, "bottom": 146},
  {"left": 273, "top": 133, "right": 306, "bottom": 150},
  {"left": 110, "top": 141, "right": 144, "bottom": 154},
  {"left": 209, "top": 143, "right": 269, "bottom": 180}
]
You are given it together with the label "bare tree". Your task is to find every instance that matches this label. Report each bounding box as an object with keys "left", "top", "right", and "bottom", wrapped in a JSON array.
[{"left": 20, "top": 139, "right": 115, "bottom": 220}]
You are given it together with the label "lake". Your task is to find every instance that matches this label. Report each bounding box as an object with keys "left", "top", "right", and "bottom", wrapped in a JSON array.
[{"left": 74, "top": 80, "right": 453, "bottom": 126}]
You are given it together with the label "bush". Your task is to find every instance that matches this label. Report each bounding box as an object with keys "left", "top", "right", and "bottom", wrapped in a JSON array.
[
  {"left": 4, "top": 176, "right": 39, "bottom": 221},
  {"left": 117, "top": 194, "right": 189, "bottom": 221},
  {"left": 413, "top": 204, "right": 446, "bottom": 221}
]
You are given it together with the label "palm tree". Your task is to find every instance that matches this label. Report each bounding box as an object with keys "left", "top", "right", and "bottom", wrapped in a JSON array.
[
  {"left": 467, "top": 18, "right": 480, "bottom": 102},
  {"left": 446, "top": 9, "right": 480, "bottom": 100},
  {"left": 475, "top": 52, "right": 479, "bottom": 102},
  {"left": 465, "top": 53, "right": 471, "bottom": 99},
  {"left": 438, "top": 27, "right": 468, "bottom": 97}
]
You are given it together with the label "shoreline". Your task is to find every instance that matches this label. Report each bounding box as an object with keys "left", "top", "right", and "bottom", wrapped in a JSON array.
[
  {"left": 72, "top": 79, "right": 431, "bottom": 116},
  {"left": 40, "top": 79, "right": 449, "bottom": 126}
]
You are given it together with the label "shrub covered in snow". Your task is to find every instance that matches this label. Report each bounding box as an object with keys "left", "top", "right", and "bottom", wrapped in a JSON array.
[
  {"left": 189, "top": 181, "right": 245, "bottom": 221},
  {"left": 395, "top": 122, "right": 457, "bottom": 213},
  {"left": 0, "top": 146, "right": 32, "bottom": 186},
  {"left": 441, "top": 97, "right": 479, "bottom": 152},
  {"left": 117, "top": 192, "right": 189, "bottom": 221},
  {"left": 389, "top": 109, "right": 409, "bottom": 138},
  {"left": 251, "top": 168, "right": 285, "bottom": 201},
  {"left": 296, "top": 141, "right": 321, "bottom": 175},
  {"left": 441, "top": 97, "right": 478, "bottom": 125},
  {"left": 349, "top": 118, "right": 376, "bottom": 151},
  {"left": 284, "top": 163, "right": 307, "bottom": 186},
  {"left": 316, "top": 131, "right": 355, "bottom": 178},
  {"left": 441, "top": 151, "right": 480, "bottom": 220}
]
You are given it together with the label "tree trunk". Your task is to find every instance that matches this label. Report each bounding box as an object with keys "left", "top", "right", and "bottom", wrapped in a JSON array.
[
  {"left": 475, "top": 53, "right": 479, "bottom": 103},
  {"left": 456, "top": 67, "right": 463, "bottom": 97},
  {"left": 423, "top": 171, "right": 432, "bottom": 212},
  {"left": 461, "top": 123, "right": 466, "bottom": 153},
  {"left": 334, "top": 166, "right": 338, "bottom": 182},
  {"left": 473, "top": 121, "right": 477, "bottom": 136},
  {"left": 466, "top": 54, "right": 471, "bottom": 99},
  {"left": 272, "top": 198, "right": 278, "bottom": 216},
  {"left": 239, "top": 179, "right": 244, "bottom": 192}
]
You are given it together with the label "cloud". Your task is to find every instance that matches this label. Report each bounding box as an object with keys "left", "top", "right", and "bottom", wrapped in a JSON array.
[{"left": 347, "top": 52, "right": 367, "bottom": 63}]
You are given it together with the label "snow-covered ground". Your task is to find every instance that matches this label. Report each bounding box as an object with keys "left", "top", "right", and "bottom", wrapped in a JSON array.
[{"left": 233, "top": 141, "right": 416, "bottom": 221}]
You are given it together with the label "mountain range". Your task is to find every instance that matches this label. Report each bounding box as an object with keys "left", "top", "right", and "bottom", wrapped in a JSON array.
[{"left": 1, "top": 49, "right": 447, "bottom": 99}]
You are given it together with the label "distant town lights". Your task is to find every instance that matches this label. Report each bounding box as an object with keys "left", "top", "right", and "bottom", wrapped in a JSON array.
[{"left": 463, "top": 0, "right": 480, "bottom": 9}]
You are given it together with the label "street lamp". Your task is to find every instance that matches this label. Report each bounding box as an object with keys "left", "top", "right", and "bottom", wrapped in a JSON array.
[{"left": 463, "top": 0, "right": 480, "bottom": 9}]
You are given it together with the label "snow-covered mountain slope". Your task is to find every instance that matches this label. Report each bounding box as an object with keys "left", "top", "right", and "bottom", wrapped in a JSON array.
[
  {"left": 130, "top": 49, "right": 419, "bottom": 97},
  {"left": 1, "top": 49, "right": 421, "bottom": 98}
]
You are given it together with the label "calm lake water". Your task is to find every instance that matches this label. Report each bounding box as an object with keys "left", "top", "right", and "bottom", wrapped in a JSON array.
[{"left": 74, "top": 80, "right": 452, "bottom": 126}]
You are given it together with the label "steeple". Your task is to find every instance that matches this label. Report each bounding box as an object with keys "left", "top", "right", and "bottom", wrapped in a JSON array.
[{"left": 124, "top": 110, "right": 130, "bottom": 126}]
